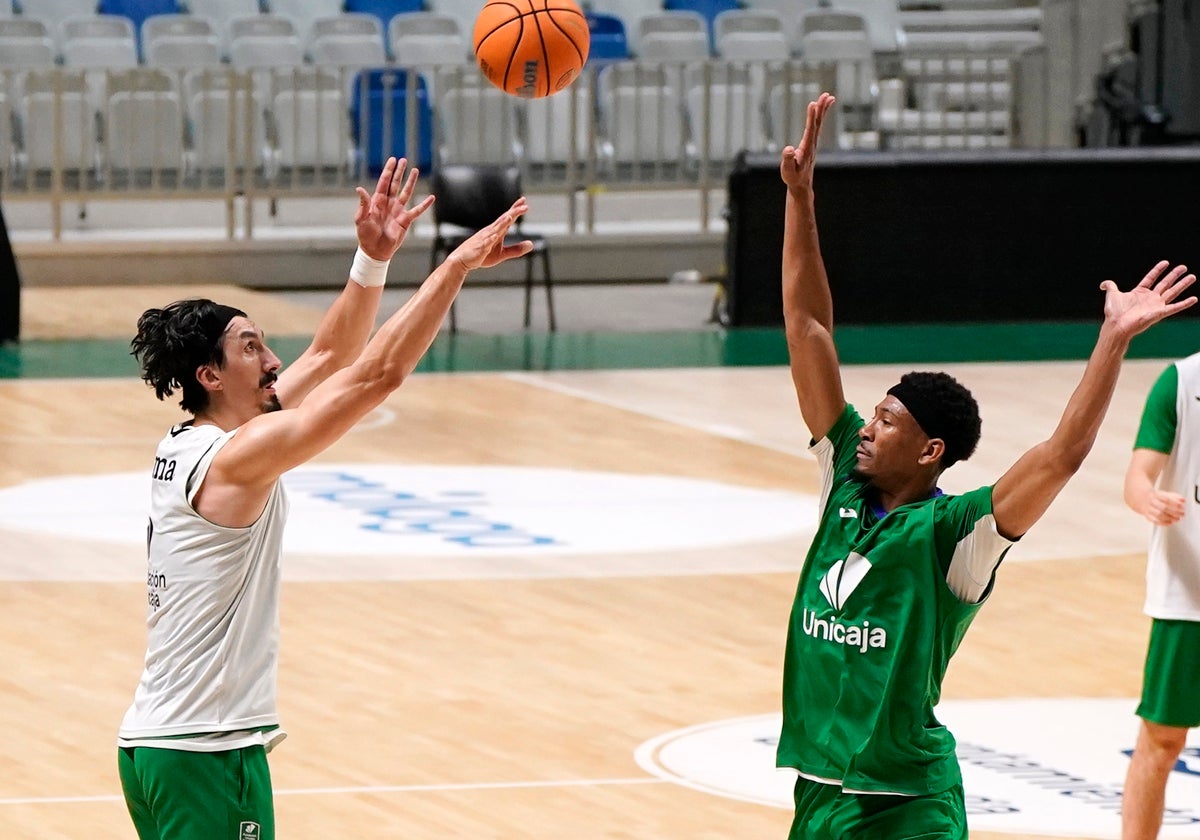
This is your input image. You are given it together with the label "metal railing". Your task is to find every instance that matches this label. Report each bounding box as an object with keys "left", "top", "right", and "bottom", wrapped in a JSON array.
[{"left": 0, "top": 53, "right": 1056, "bottom": 239}]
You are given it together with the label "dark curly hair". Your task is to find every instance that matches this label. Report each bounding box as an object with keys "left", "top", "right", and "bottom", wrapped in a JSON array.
[
  {"left": 130, "top": 299, "right": 245, "bottom": 415},
  {"left": 887, "top": 371, "right": 981, "bottom": 468}
]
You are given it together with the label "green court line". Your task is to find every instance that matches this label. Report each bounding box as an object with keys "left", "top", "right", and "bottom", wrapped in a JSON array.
[{"left": 2, "top": 321, "right": 1198, "bottom": 379}]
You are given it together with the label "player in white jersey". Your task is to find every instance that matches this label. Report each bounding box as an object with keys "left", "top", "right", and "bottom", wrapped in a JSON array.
[
  {"left": 118, "top": 157, "right": 534, "bottom": 840},
  {"left": 1122, "top": 351, "right": 1200, "bottom": 840}
]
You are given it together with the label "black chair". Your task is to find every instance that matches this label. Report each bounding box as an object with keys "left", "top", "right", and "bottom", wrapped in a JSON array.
[{"left": 429, "top": 164, "right": 555, "bottom": 333}]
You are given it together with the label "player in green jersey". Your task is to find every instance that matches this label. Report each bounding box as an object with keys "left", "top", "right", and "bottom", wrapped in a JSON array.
[{"left": 777, "top": 91, "right": 1197, "bottom": 839}]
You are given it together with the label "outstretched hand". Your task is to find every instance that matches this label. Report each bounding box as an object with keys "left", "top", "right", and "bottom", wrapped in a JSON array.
[
  {"left": 780, "top": 92, "right": 835, "bottom": 196},
  {"left": 449, "top": 198, "right": 534, "bottom": 273},
  {"left": 1100, "top": 260, "right": 1197, "bottom": 340},
  {"left": 355, "top": 157, "right": 435, "bottom": 261}
]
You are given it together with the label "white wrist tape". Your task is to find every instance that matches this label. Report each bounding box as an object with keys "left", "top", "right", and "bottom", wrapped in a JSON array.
[{"left": 350, "top": 247, "right": 390, "bottom": 288}]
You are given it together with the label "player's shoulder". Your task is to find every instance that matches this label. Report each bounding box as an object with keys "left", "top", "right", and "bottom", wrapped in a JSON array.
[
  {"left": 1173, "top": 352, "right": 1200, "bottom": 375},
  {"left": 929, "top": 485, "right": 994, "bottom": 521},
  {"left": 158, "top": 420, "right": 224, "bottom": 454}
]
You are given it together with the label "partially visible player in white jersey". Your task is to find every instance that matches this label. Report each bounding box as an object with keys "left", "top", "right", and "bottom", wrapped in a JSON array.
[
  {"left": 1122, "top": 351, "right": 1200, "bottom": 840},
  {"left": 118, "top": 157, "right": 534, "bottom": 840}
]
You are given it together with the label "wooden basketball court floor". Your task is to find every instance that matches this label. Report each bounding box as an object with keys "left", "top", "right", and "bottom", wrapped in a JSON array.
[{"left": 0, "top": 285, "right": 1195, "bottom": 840}]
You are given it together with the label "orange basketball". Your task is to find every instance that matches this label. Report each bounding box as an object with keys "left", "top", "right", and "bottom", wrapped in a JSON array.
[{"left": 473, "top": 0, "right": 591, "bottom": 99}]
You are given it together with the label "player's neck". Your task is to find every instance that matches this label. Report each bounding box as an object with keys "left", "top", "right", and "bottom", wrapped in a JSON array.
[
  {"left": 193, "top": 401, "right": 254, "bottom": 433},
  {"left": 871, "top": 474, "right": 941, "bottom": 513}
]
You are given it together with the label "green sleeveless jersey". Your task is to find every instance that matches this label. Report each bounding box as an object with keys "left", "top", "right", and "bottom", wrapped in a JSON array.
[{"left": 777, "top": 405, "right": 1012, "bottom": 795}]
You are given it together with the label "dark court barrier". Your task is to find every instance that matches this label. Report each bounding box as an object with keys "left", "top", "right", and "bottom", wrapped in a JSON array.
[
  {"left": 722, "top": 149, "right": 1200, "bottom": 327},
  {"left": 0, "top": 200, "right": 18, "bottom": 344}
]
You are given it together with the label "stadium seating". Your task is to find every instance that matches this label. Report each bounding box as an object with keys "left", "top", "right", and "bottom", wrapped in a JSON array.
[
  {"left": 637, "top": 11, "right": 710, "bottom": 61},
  {"left": 831, "top": 0, "right": 905, "bottom": 54},
  {"left": 264, "top": 0, "right": 342, "bottom": 46},
  {"left": 270, "top": 66, "right": 350, "bottom": 171},
  {"left": 389, "top": 12, "right": 468, "bottom": 67},
  {"left": 185, "top": 0, "right": 260, "bottom": 18},
  {"left": 17, "top": 0, "right": 98, "bottom": 50},
  {"left": 227, "top": 13, "right": 301, "bottom": 67},
  {"left": 663, "top": 0, "right": 739, "bottom": 53},
  {"left": 98, "top": 0, "right": 182, "bottom": 57},
  {"left": 142, "top": 13, "right": 221, "bottom": 67},
  {"left": 742, "top": 0, "right": 821, "bottom": 50},
  {"left": 0, "top": 0, "right": 1078, "bottom": 193},
  {"left": 426, "top": 0, "right": 479, "bottom": 46},
  {"left": 684, "top": 62, "right": 768, "bottom": 168},
  {"left": 585, "top": 12, "right": 629, "bottom": 64},
  {"left": 102, "top": 66, "right": 185, "bottom": 173},
  {"left": 763, "top": 60, "right": 832, "bottom": 149},
  {"left": 520, "top": 81, "right": 592, "bottom": 172},
  {"left": 16, "top": 68, "right": 95, "bottom": 171},
  {"left": 184, "top": 0, "right": 261, "bottom": 59},
  {"left": 343, "top": 0, "right": 424, "bottom": 38},
  {"left": 184, "top": 68, "right": 267, "bottom": 172},
  {"left": 309, "top": 13, "right": 386, "bottom": 67},
  {"left": 349, "top": 66, "right": 434, "bottom": 174},
  {"left": 596, "top": 62, "right": 688, "bottom": 175},
  {"left": 797, "top": 9, "right": 878, "bottom": 147},
  {"left": 0, "top": 18, "right": 57, "bottom": 66},
  {"left": 878, "top": 1, "right": 1042, "bottom": 150},
  {"left": 61, "top": 14, "right": 140, "bottom": 82},
  {"left": 435, "top": 71, "right": 520, "bottom": 165},
  {"left": 712, "top": 9, "right": 790, "bottom": 61},
  {"left": 587, "top": 0, "right": 655, "bottom": 54}
]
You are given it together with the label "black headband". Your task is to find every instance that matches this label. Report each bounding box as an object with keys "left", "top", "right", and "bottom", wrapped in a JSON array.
[
  {"left": 887, "top": 380, "right": 944, "bottom": 442},
  {"left": 200, "top": 304, "right": 244, "bottom": 352}
]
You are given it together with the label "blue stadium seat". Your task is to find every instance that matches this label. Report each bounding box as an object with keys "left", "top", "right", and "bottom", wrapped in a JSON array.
[
  {"left": 98, "top": 0, "right": 183, "bottom": 58},
  {"left": 585, "top": 12, "right": 629, "bottom": 63},
  {"left": 663, "top": 0, "right": 739, "bottom": 52},
  {"left": 663, "top": 0, "right": 740, "bottom": 18},
  {"left": 343, "top": 0, "right": 425, "bottom": 35},
  {"left": 350, "top": 67, "right": 434, "bottom": 176}
]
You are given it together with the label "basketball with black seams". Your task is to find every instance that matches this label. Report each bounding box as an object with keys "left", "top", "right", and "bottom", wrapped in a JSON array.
[{"left": 473, "top": 0, "right": 591, "bottom": 99}]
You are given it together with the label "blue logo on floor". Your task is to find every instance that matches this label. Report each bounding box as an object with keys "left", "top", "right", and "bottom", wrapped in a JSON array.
[{"left": 291, "top": 470, "right": 558, "bottom": 548}]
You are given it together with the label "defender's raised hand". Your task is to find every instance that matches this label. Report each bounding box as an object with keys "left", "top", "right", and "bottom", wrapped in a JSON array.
[
  {"left": 780, "top": 92, "right": 835, "bottom": 196},
  {"left": 449, "top": 198, "right": 534, "bottom": 272},
  {"left": 1099, "top": 260, "right": 1197, "bottom": 339},
  {"left": 355, "top": 157, "right": 435, "bottom": 260}
]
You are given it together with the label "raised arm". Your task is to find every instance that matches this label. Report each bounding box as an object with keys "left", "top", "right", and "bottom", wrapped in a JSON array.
[
  {"left": 991, "top": 261, "right": 1196, "bottom": 539},
  {"left": 275, "top": 157, "right": 435, "bottom": 408},
  {"left": 781, "top": 92, "right": 846, "bottom": 441},
  {"left": 205, "top": 198, "right": 533, "bottom": 510}
]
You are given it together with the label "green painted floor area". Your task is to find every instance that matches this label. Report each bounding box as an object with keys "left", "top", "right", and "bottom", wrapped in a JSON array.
[{"left": 2, "top": 320, "right": 1199, "bottom": 380}]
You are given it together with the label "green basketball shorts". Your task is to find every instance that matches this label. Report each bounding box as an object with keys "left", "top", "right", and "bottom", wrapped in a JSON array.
[
  {"left": 118, "top": 745, "right": 275, "bottom": 840},
  {"left": 789, "top": 775, "right": 968, "bottom": 840},
  {"left": 1137, "top": 617, "right": 1200, "bottom": 728}
]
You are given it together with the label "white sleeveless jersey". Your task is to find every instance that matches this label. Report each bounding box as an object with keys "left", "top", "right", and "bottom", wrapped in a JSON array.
[
  {"left": 1148, "top": 353, "right": 1200, "bottom": 620},
  {"left": 119, "top": 420, "right": 289, "bottom": 742}
]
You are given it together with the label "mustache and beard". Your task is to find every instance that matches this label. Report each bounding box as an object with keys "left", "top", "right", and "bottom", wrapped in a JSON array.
[{"left": 260, "top": 372, "right": 282, "bottom": 413}]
